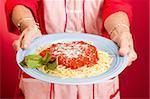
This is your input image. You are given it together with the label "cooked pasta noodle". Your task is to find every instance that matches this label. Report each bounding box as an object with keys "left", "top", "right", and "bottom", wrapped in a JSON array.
[{"left": 38, "top": 50, "right": 112, "bottom": 78}]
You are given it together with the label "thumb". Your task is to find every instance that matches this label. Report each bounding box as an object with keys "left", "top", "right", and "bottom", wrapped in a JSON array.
[
  {"left": 21, "top": 33, "right": 32, "bottom": 49},
  {"left": 20, "top": 25, "right": 42, "bottom": 49},
  {"left": 21, "top": 29, "right": 33, "bottom": 49},
  {"left": 118, "top": 37, "right": 130, "bottom": 56}
]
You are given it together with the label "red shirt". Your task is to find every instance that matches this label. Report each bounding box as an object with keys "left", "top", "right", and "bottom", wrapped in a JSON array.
[{"left": 5, "top": 0, "right": 133, "bottom": 38}]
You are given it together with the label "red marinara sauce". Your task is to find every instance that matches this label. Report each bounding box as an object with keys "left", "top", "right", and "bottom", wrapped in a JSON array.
[{"left": 39, "top": 41, "right": 99, "bottom": 69}]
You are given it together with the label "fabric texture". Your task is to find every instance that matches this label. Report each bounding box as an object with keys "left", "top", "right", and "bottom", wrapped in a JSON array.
[
  {"left": 19, "top": 74, "right": 120, "bottom": 99},
  {"left": 5, "top": 0, "right": 132, "bottom": 34}
]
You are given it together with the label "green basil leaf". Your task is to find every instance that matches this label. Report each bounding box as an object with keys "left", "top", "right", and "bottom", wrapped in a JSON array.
[
  {"left": 47, "top": 58, "right": 58, "bottom": 70},
  {"left": 22, "top": 54, "right": 43, "bottom": 68},
  {"left": 20, "top": 54, "right": 58, "bottom": 70},
  {"left": 44, "top": 65, "right": 49, "bottom": 71},
  {"left": 26, "top": 60, "right": 43, "bottom": 68},
  {"left": 19, "top": 61, "right": 27, "bottom": 67},
  {"left": 42, "top": 52, "right": 50, "bottom": 64},
  {"left": 24, "top": 55, "right": 42, "bottom": 63}
]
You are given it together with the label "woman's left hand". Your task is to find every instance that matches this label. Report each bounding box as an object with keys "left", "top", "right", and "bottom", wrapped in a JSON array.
[{"left": 110, "top": 31, "right": 137, "bottom": 66}]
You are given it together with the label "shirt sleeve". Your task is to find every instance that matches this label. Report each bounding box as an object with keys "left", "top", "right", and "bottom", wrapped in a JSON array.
[
  {"left": 101, "top": 0, "right": 133, "bottom": 33},
  {"left": 5, "top": 0, "right": 38, "bottom": 34}
]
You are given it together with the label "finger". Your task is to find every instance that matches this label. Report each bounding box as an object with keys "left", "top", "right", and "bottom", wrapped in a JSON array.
[
  {"left": 118, "top": 36, "right": 130, "bottom": 56},
  {"left": 20, "top": 27, "right": 33, "bottom": 49},
  {"left": 128, "top": 50, "right": 137, "bottom": 62},
  {"left": 128, "top": 35, "right": 137, "bottom": 61},
  {"left": 18, "top": 29, "right": 26, "bottom": 41},
  {"left": 128, "top": 34, "right": 134, "bottom": 50},
  {"left": 12, "top": 31, "right": 26, "bottom": 51},
  {"left": 21, "top": 28, "right": 42, "bottom": 49},
  {"left": 21, "top": 32, "right": 32, "bottom": 49},
  {"left": 12, "top": 40, "right": 21, "bottom": 51},
  {"left": 127, "top": 50, "right": 137, "bottom": 67},
  {"left": 127, "top": 62, "right": 132, "bottom": 66}
]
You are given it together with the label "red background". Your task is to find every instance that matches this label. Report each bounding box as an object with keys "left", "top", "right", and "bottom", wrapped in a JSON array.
[{"left": 0, "top": 0, "right": 149, "bottom": 98}]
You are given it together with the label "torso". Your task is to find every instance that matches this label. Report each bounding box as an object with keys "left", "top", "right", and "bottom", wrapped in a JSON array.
[{"left": 43, "top": 0, "right": 104, "bottom": 35}]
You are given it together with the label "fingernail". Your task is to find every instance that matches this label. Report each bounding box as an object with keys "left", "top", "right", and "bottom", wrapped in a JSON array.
[
  {"left": 23, "top": 44, "right": 28, "bottom": 49},
  {"left": 17, "top": 47, "right": 20, "bottom": 51},
  {"left": 119, "top": 49, "right": 128, "bottom": 56},
  {"left": 119, "top": 52, "right": 125, "bottom": 56},
  {"left": 127, "top": 62, "right": 132, "bottom": 66}
]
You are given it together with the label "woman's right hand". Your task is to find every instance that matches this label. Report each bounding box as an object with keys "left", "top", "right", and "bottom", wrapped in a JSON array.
[{"left": 13, "top": 25, "right": 42, "bottom": 51}]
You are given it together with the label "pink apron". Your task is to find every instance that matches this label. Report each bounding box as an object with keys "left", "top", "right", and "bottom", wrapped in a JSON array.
[{"left": 19, "top": 0, "right": 120, "bottom": 99}]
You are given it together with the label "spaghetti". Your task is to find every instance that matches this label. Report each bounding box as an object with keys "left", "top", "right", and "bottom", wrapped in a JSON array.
[{"left": 38, "top": 41, "right": 112, "bottom": 78}]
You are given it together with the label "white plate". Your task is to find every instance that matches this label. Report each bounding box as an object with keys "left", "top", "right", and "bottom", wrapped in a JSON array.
[{"left": 16, "top": 32, "right": 128, "bottom": 85}]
